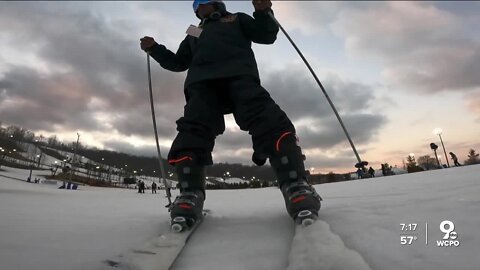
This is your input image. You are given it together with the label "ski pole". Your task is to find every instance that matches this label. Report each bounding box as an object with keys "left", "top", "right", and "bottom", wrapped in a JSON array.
[
  {"left": 267, "top": 11, "right": 367, "bottom": 168},
  {"left": 146, "top": 53, "right": 173, "bottom": 207}
]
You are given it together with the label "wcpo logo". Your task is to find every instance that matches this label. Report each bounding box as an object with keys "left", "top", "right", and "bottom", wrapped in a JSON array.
[{"left": 437, "top": 220, "right": 460, "bottom": 247}]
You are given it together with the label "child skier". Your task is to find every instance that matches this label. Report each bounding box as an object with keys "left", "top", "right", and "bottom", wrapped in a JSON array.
[{"left": 140, "top": 0, "right": 321, "bottom": 227}]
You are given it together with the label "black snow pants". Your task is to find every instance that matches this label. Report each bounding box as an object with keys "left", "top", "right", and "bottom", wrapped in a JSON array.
[{"left": 167, "top": 75, "right": 296, "bottom": 166}]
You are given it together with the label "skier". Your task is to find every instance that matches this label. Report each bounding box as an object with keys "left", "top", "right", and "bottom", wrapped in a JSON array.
[
  {"left": 356, "top": 168, "right": 364, "bottom": 179},
  {"left": 381, "top": 164, "right": 386, "bottom": 176},
  {"left": 449, "top": 152, "right": 461, "bottom": 166},
  {"left": 140, "top": 0, "right": 321, "bottom": 226},
  {"left": 141, "top": 181, "right": 146, "bottom": 193},
  {"left": 368, "top": 167, "right": 375, "bottom": 178},
  {"left": 152, "top": 181, "right": 157, "bottom": 194},
  {"left": 138, "top": 180, "right": 146, "bottom": 193}
]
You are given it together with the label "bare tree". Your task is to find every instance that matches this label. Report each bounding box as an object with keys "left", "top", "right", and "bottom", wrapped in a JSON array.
[{"left": 417, "top": 155, "right": 439, "bottom": 170}]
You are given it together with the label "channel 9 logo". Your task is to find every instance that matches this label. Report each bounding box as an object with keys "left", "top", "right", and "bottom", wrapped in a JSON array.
[{"left": 437, "top": 220, "right": 459, "bottom": 247}]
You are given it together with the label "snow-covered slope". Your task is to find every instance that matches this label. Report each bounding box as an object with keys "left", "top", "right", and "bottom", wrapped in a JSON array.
[{"left": 0, "top": 165, "right": 479, "bottom": 270}]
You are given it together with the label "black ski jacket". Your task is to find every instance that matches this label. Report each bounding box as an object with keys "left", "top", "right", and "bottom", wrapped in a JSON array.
[{"left": 148, "top": 9, "right": 279, "bottom": 87}]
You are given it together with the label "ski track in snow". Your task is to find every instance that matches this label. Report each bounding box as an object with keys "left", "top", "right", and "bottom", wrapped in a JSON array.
[
  {"left": 108, "top": 220, "right": 202, "bottom": 270},
  {"left": 171, "top": 212, "right": 295, "bottom": 270},
  {"left": 287, "top": 220, "right": 371, "bottom": 270}
]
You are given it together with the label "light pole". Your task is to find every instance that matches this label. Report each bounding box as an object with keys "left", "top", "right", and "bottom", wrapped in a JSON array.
[
  {"left": 0, "top": 148, "right": 6, "bottom": 168},
  {"left": 36, "top": 154, "right": 41, "bottom": 168},
  {"left": 433, "top": 128, "right": 450, "bottom": 168},
  {"left": 430, "top": 143, "right": 441, "bottom": 168},
  {"left": 96, "top": 166, "right": 101, "bottom": 181}
]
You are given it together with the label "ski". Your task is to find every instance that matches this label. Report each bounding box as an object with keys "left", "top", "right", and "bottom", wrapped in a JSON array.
[{"left": 105, "top": 210, "right": 208, "bottom": 270}]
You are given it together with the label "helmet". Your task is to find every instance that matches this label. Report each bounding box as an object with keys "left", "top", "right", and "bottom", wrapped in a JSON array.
[{"left": 192, "top": 0, "right": 226, "bottom": 14}]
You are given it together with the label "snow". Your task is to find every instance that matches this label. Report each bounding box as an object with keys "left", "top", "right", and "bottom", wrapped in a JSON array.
[
  {"left": 287, "top": 220, "right": 371, "bottom": 270},
  {"left": 1, "top": 164, "right": 479, "bottom": 270}
]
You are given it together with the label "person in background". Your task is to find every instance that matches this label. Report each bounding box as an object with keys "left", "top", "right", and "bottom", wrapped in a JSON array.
[
  {"left": 152, "top": 181, "right": 157, "bottom": 194},
  {"left": 141, "top": 181, "right": 146, "bottom": 193},
  {"left": 449, "top": 152, "right": 461, "bottom": 166},
  {"left": 368, "top": 167, "right": 375, "bottom": 178},
  {"left": 357, "top": 168, "right": 364, "bottom": 179}
]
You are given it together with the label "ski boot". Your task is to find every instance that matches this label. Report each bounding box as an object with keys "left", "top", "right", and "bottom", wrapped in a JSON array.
[
  {"left": 168, "top": 155, "right": 206, "bottom": 233},
  {"left": 280, "top": 179, "right": 321, "bottom": 226},
  {"left": 270, "top": 132, "right": 322, "bottom": 226},
  {"left": 170, "top": 189, "right": 205, "bottom": 233}
]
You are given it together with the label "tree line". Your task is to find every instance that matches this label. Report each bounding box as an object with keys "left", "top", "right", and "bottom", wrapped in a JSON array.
[{"left": 405, "top": 149, "right": 479, "bottom": 173}]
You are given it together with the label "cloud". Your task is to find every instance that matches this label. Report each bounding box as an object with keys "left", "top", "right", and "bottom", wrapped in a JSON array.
[
  {"left": 212, "top": 147, "right": 253, "bottom": 165},
  {"left": 330, "top": 2, "right": 480, "bottom": 93},
  {"left": 273, "top": 2, "right": 344, "bottom": 36},
  {"left": 272, "top": 2, "right": 480, "bottom": 94},
  {"left": 0, "top": 2, "right": 389, "bottom": 170},
  {"left": 102, "top": 140, "right": 157, "bottom": 158},
  {"left": 0, "top": 67, "right": 102, "bottom": 131},
  {"left": 263, "top": 66, "right": 386, "bottom": 150},
  {"left": 465, "top": 90, "right": 480, "bottom": 122},
  {"left": 215, "top": 125, "right": 252, "bottom": 149},
  {"left": 0, "top": 2, "right": 186, "bottom": 138}
]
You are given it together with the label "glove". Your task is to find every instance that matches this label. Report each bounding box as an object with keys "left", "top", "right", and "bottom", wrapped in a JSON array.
[
  {"left": 140, "top": 36, "right": 157, "bottom": 52},
  {"left": 252, "top": 152, "right": 268, "bottom": 166},
  {"left": 252, "top": 0, "right": 272, "bottom": 11}
]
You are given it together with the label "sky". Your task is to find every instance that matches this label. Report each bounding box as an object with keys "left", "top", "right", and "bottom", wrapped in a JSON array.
[{"left": 1, "top": 1, "right": 479, "bottom": 173}]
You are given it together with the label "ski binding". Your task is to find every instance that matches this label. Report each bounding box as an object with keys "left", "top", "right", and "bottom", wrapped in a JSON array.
[
  {"left": 171, "top": 216, "right": 196, "bottom": 233},
  {"left": 296, "top": 210, "right": 317, "bottom": 227}
]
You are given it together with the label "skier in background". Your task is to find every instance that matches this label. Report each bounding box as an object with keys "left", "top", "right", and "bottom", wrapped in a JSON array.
[
  {"left": 137, "top": 180, "right": 142, "bottom": 193},
  {"left": 138, "top": 180, "right": 146, "bottom": 194},
  {"left": 140, "top": 0, "right": 321, "bottom": 225},
  {"left": 356, "top": 168, "right": 364, "bottom": 179},
  {"left": 449, "top": 152, "right": 461, "bottom": 166},
  {"left": 368, "top": 167, "right": 375, "bottom": 178},
  {"left": 381, "top": 164, "right": 386, "bottom": 176},
  {"left": 141, "top": 181, "right": 146, "bottom": 193},
  {"left": 152, "top": 181, "right": 157, "bottom": 194}
]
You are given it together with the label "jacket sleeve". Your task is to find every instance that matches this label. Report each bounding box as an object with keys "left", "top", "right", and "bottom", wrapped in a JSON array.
[
  {"left": 238, "top": 9, "right": 279, "bottom": 44},
  {"left": 148, "top": 36, "right": 192, "bottom": 72}
]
